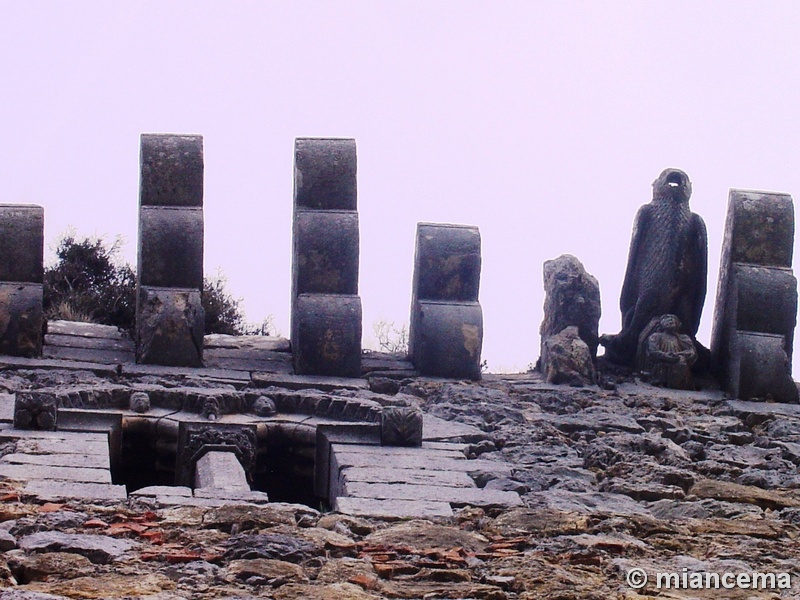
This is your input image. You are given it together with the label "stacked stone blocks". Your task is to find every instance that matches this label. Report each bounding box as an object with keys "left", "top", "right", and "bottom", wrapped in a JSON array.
[
  {"left": 136, "top": 134, "right": 205, "bottom": 367},
  {"left": 710, "top": 189, "right": 798, "bottom": 402},
  {"left": 409, "top": 223, "right": 483, "bottom": 379},
  {"left": 291, "top": 138, "right": 362, "bottom": 377},
  {"left": 0, "top": 204, "right": 44, "bottom": 357}
]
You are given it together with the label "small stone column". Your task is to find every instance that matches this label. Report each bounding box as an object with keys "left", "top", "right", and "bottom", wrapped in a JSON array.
[
  {"left": 0, "top": 205, "right": 44, "bottom": 357},
  {"left": 291, "top": 138, "right": 362, "bottom": 377},
  {"left": 136, "top": 134, "right": 205, "bottom": 367},
  {"left": 710, "top": 189, "right": 798, "bottom": 402},
  {"left": 409, "top": 223, "right": 483, "bottom": 379}
]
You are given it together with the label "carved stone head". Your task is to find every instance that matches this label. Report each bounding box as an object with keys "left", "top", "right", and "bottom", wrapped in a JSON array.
[{"left": 653, "top": 168, "right": 692, "bottom": 203}]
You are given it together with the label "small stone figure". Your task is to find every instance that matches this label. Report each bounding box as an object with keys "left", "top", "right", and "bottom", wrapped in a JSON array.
[
  {"left": 129, "top": 391, "right": 151, "bottom": 414},
  {"left": 640, "top": 314, "right": 697, "bottom": 389},
  {"left": 253, "top": 396, "right": 277, "bottom": 417},
  {"left": 601, "top": 168, "right": 707, "bottom": 367}
]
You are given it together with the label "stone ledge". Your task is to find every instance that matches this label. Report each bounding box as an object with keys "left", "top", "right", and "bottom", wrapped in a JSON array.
[{"left": 334, "top": 496, "right": 454, "bottom": 519}]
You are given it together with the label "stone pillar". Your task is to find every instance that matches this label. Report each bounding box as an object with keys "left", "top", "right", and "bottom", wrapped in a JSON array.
[
  {"left": 0, "top": 205, "right": 44, "bottom": 357},
  {"left": 291, "top": 138, "right": 362, "bottom": 377},
  {"left": 136, "top": 134, "right": 205, "bottom": 367},
  {"left": 409, "top": 223, "right": 483, "bottom": 379},
  {"left": 710, "top": 189, "right": 798, "bottom": 402}
]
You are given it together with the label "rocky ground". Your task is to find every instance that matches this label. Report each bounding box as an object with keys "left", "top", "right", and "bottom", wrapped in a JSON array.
[{"left": 0, "top": 362, "right": 799, "bottom": 599}]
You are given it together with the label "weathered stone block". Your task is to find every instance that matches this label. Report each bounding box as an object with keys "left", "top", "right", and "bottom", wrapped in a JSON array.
[
  {"left": 292, "top": 294, "right": 362, "bottom": 377},
  {"left": 292, "top": 211, "right": 359, "bottom": 296},
  {"left": 413, "top": 223, "right": 481, "bottom": 302},
  {"left": 410, "top": 300, "right": 482, "bottom": 380},
  {"left": 0, "top": 282, "right": 43, "bottom": 357},
  {"left": 0, "top": 204, "right": 43, "bottom": 283},
  {"left": 294, "top": 138, "right": 356, "bottom": 210},
  {"left": 540, "top": 254, "right": 601, "bottom": 360},
  {"left": 140, "top": 134, "right": 204, "bottom": 207},
  {"left": 138, "top": 206, "right": 204, "bottom": 289},
  {"left": 732, "top": 332, "right": 798, "bottom": 403},
  {"left": 541, "top": 326, "right": 595, "bottom": 386},
  {"left": 194, "top": 450, "right": 250, "bottom": 491},
  {"left": 724, "top": 189, "right": 794, "bottom": 268},
  {"left": 136, "top": 287, "right": 204, "bottom": 367},
  {"left": 14, "top": 391, "right": 57, "bottom": 430},
  {"left": 381, "top": 407, "right": 423, "bottom": 447},
  {"left": 731, "top": 265, "right": 796, "bottom": 358}
]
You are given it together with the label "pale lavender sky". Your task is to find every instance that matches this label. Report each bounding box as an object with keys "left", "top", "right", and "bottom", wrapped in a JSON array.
[{"left": 2, "top": 2, "right": 800, "bottom": 373}]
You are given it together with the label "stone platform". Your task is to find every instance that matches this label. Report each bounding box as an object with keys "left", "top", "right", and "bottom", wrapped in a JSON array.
[{"left": 0, "top": 321, "right": 522, "bottom": 518}]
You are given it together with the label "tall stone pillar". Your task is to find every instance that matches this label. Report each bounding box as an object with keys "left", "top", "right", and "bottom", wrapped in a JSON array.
[
  {"left": 409, "top": 223, "right": 483, "bottom": 379},
  {"left": 291, "top": 138, "right": 362, "bottom": 377},
  {"left": 0, "top": 205, "right": 44, "bottom": 357},
  {"left": 136, "top": 134, "right": 205, "bottom": 367},
  {"left": 710, "top": 189, "right": 798, "bottom": 402}
]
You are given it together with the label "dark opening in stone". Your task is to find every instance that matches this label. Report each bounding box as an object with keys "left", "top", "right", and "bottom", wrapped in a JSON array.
[{"left": 112, "top": 417, "right": 319, "bottom": 508}]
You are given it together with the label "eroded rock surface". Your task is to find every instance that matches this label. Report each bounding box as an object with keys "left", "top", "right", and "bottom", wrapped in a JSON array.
[{"left": 0, "top": 365, "right": 798, "bottom": 597}]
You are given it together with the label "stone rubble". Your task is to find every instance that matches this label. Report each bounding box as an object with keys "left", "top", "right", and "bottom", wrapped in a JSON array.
[{"left": 0, "top": 363, "right": 797, "bottom": 598}]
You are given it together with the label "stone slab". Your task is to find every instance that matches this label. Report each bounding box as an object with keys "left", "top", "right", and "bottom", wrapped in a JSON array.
[
  {"left": 42, "top": 345, "right": 134, "bottom": 364},
  {"left": 204, "top": 334, "right": 291, "bottom": 352},
  {"left": 0, "top": 356, "right": 118, "bottom": 376},
  {"left": 203, "top": 353, "right": 294, "bottom": 374},
  {"left": 361, "top": 352, "right": 415, "bottom": 374},
  {"left": 335, "top": 496, "right": 453, "bottom": 519},
  {"left": 193, "top": 489, "right": 270, "bottom": 503},
  {"left": 331, "top": 443, "right": 466, "bottom": 459},
  {"left": 340, "top": 466, "right": 475, "bottom": 488},
  {"left": 46, "top": 320, "right": 128, "bottom": 340},
  {"left": 9, "top": 438, "right": 108, "bottom": 457},
  {"left": 0, "top": 429, "right": 108, "bottom": 442},
  {"left": 22, "top": 480, "right": 127, "bottom": 501},
  {"left": 1, "top": 453, "right": 110, "bottom": 469},
  {"left": 130, "top": 485, "right": 193, "bottom": 498},
  {"left": 331, "top": 450, "right": 513, "bottom": 476},
  {"left": 725, "top": 399, "right": 800, "bottom": 418},
  {"left": 121, "top": 364, "right": 251, "bottom": 384},
  {"left": 0, "top": 463, "right": 111, "bottom": 484},
  {"left": 422, "top": 414, "right": 487, "bottom": 442},
  {"left": 252, "top": 372, "right": 368, "bottom": 392},
  {"left": 44, "top": 332, "right": 134, "bottom": 351},
  {"left": 342, "top": 482, "right": 522, "bottom": 507}
]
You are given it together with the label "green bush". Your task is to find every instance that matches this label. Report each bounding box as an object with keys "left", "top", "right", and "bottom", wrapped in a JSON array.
[
  {"left": 43, "top": 234, "right": 136, "bottom": 330},
  {"left": 44, "top": 233, "right": 261, "bottom": 336}
]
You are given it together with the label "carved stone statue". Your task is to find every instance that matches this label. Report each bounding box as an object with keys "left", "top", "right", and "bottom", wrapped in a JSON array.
[
  {"left": 600, "top": 168, "right": 707, "bottom": 367},
  {"left": 639, "top": 314, "right": 697, "bottom": 389}
]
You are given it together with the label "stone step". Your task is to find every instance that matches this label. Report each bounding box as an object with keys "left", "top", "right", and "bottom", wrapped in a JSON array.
[
  {"left": 335, "top": 496, "right": 453, "bottom": 519},
  {"left": 23, "top": 480, "right": 127, "bottom": 502},
  {"left": 340, "top": 466, "right": 475, "bottom": 488},
  {"left": 1, "top": 452, "right": 110, "bottom": 469},
  {"left": 342, "top": 481, "right": 522, "bottom": 508},
  {"left": 0, "top": 463, "right": 111, "bottom": 484}
]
